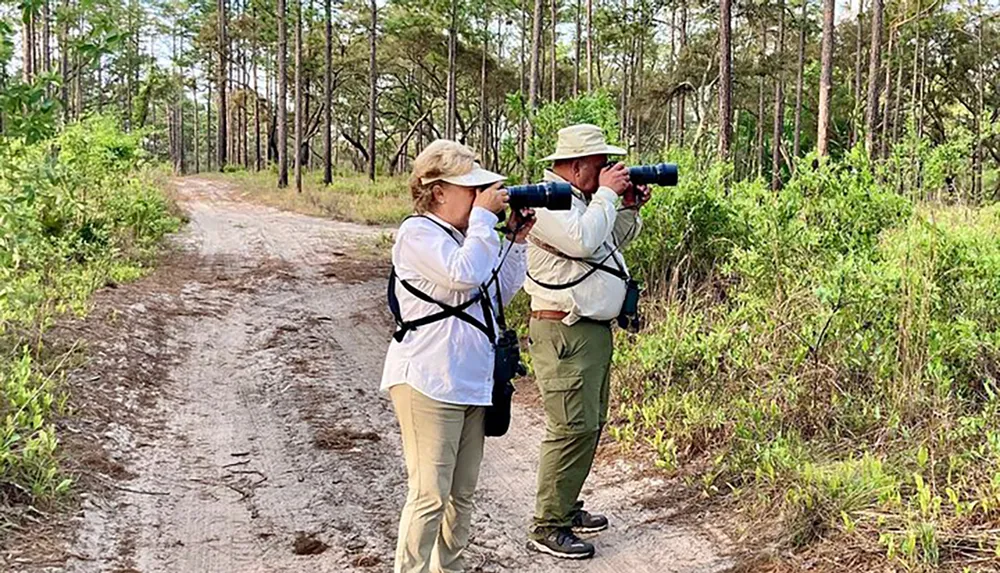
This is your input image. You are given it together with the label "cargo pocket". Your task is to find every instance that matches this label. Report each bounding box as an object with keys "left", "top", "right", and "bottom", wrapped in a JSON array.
[{"left": 539, "top": 375, "right": 587, "bottom": 436}]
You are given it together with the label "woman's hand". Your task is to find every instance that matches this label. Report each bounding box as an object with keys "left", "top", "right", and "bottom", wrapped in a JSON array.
[
  {"left": 474, "top": 182, "right": 509, "bottom": 214},
  {"left": 508, "top": 208, "right": 536, "bottom": 243}
]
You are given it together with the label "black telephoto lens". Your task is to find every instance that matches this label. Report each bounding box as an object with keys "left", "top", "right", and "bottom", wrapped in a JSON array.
[
  {"left": 627, "top": 163, "right": 679, "bottom": 187},
  {"left": 506, "top": 181, "right": 573, "bottom": 210}
]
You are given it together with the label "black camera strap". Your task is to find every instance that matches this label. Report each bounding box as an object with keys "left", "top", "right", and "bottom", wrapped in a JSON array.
[
  {"left": 525, "top": 205, "right": 641, "bottom": 291},
  {"left": 526, "top": 240, "right": 630, "bottom": 291},
  {"left": 387, "top": 215, "right": 497, "bottom": 344}
]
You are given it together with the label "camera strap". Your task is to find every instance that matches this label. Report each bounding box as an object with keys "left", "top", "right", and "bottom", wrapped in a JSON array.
[
  {"left": 387, "top": 215, "right": 497, "bottom": 344},
  {"left": 526, "top": 238, "right": 630, "bottom": 291}
]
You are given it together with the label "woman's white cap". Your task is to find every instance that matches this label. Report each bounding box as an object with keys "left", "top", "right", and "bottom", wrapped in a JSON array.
[
  {"left": 420, "top": 162, "right": 506, "bottom": 187},
  {"left": 542, "top": 123, "right": 627, "bottom": 161}
]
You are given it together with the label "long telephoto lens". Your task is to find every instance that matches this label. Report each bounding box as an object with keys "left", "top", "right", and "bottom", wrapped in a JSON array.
[
  {"left": 506, "top": 181, "right": 573, "bottom": 210},
  {"left": 627, "top": 163, "right": 679, "bottom": 187}
]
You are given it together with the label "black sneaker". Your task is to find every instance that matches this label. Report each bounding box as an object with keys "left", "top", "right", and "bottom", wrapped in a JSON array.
[
  {"left": 571, "top": 509, "right": 609, "bottom": 534},
  {"left": 528, "top": 527, "right": 595, "bottom": 560}
]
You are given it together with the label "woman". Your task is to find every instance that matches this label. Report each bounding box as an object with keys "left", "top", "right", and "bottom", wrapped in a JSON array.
[{"left": 381, "top": 139, "right": 534, "bottom": 573}]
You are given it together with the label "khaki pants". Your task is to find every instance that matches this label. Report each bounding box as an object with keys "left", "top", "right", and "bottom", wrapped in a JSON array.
[
  {"left": 528, "top": 318, "right": 613, "bottom": 532},
  {"left": 390, "top": 384, "right": 486, "bottom": 573}
]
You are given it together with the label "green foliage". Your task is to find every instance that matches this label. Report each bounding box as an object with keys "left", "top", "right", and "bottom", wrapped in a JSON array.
[
  {"left": 506, "top": 92, "right": 621, "bottom": 182},
  {"left": 0, "top": 74, "right": 62, "bottom": 145},
  {"left": 613, "top": 153, "right": 1000, "bottom": 568},
  {"left": 0, "top": 116, "right": 180, "bottom": 503}
]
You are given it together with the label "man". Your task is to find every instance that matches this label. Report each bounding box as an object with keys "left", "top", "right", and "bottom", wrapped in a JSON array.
[{"left": 524, "top": 124, "right": 649, "bottom": 559}]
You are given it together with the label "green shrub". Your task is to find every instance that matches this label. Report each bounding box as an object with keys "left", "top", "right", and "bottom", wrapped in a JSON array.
[
  {"left": 0, "top": 116, "right": 180, "bottom": 504},
  {"left": 612, "top": 152, "right": 1000, "bottom": 569}
]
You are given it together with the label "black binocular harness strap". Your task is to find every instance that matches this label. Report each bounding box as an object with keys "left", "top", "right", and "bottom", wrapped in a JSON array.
[
  {"left": 525, "top": 217, "right": 638, "bottom": 291},
  {"left": 526, "top": 242, "right": 629, "bottom": 291},
  {"left": 387, "top": 215, "right": 498, "bottom": 344}
]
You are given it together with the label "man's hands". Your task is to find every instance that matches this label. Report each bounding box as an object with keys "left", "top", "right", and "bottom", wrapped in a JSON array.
[
  {"left": 507, "top": 208, "right": 536, "bottom": 243},
  {"left": 600, "top": 162, "right": 650, "bottom": 208},
  {"left": 475, "top": 182, "right": 509, "bottom": 214},
  {"left": 598, "top": 162, "right": 630, "bottom": 196},
  {"left": 622, "top": 184, "right": 652, "bottom": 209}
]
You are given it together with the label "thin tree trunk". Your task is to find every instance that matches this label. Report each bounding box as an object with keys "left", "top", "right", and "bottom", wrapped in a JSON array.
[
  {"left": 851, "top": 0, "right": 863, "bottom": 148},
  {"left": 480, "top": 7, "right": 490, "bottom": 161},
  {"left": 635, "top": 7, "right": 646, "bottom": 154},
  {"left": 974, "top": 0, "right": 983, "bottom": 201},
  {"left": 907, "top": 0, "right": 920, "bottom": 195},
  {"left": 194, "top": 78, "right": 201, "bottom": 173},
  {"left": 323, "top": 0, "right": 333, "bottom": 183},
  {"left": 864, "top": 0, "right": 882, "bottom": 156},
  {"left": 59, "top": 0, "right": 68, "bottom": 121},
  {"left": 23, "top": 8, "right": 34, "bottom": 83},
  {"left": 254, "top": 42, "right": 261, "bottom": 171},
  {"left": 586, "top": 0, "right": 593, "bottom": 92},
  {"left": 217, "top": 0, "right": 228, "bottom": 170},
  {"left": 718, "top": 0, "right": 733, "bottom": 159},
  {"left": 277, "top": 0, "right": 288, "bottom": 187},
  {"left": 772, "top": 0, "right": 786, "bottom": 190},
  {"left": 368, "top": 0, "right": 377, "bottom": 181},
  {"left": 208, "top": 68, "right": 214, "bottom": 171},
  {"left": 527, "top": 0, "right": 543, "bottom": 173},
  {"left": 74, "top": 11, "right": 83, "bottom": 116},
  {"left": 519, "top": 5, "right": 526, "bottom": 178},
  {"left": 550, "top": 0, "right": 557, "bottom": 101},
  {"left": 574, "top": 0, "right": 580, "bottom": 96},
  {"left": 816, "top": 0, "right": 835, "bottom": 158},
  {"left": 125, "top": 0, "right": 134, "bottom": 129},
  {"left": 793, "top": 0, "right": 808, "bottom": 160},
  {"left": 171, "top": 29, "right": 180, "bottom": 173},
  {"left": 880, "top": 26, "right": 894, "bottom": 160},
  {"left": 678, "top": 0, "right": 687, "bottom": 146},
  {"left": 42, "top": 0, "right": 50, "bottom": 76},
  {"left": 446, "top": 0, "right": 458, "bottom": 140},
  {"left": 668, "top": 6, "right": 676, "bottom": 150},
  {"left": 891, "top": 27, "right": 903, "bottom": 146},
  {"left": 756, "top": 73, "right": 765, "bottom": 180},
  {"left": 242, "top": 43, "right": 249, "bottom": 169},
  {"left": 179, "top": 81, "right": 186, "bottom": 175},
  {"left": 294, "top": 0, "right": 303, "bottom": 192}
]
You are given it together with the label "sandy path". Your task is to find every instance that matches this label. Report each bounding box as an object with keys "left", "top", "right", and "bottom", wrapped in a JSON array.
[{"left": 16, "top": 177, "right": 735, "bottom": 573}]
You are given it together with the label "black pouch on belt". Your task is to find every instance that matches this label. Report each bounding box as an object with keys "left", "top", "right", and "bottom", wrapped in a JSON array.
[{"left": 616, "top": 278, "right": 643, "bottom": 333}]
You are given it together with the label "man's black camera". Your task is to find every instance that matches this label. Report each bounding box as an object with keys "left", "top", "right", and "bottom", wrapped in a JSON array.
[
  {"left": 505, "top": 181, "right": 574, "bottom": 210},
  {"left": 627, "top": 163, "right": 679, "bottom": 187}
]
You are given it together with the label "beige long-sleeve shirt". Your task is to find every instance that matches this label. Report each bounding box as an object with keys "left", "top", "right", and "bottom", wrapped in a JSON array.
[{"left": 524, "top": 170, "right": 642, "bottom": 325}]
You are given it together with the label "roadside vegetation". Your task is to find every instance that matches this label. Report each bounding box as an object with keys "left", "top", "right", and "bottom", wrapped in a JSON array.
[
  {"left": 0, "top": 117, "right": 181, "bottom": 509},
  {"left": 615, "top": 149, "right": 1000, "bottom": 570},
  {"left": 209, "top": 169, "right": 410, "bottom": 226}
]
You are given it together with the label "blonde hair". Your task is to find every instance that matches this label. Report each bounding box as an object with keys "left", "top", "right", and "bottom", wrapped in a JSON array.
[{"left": 409, "top": 139, "right": 477, "bottom": 213}]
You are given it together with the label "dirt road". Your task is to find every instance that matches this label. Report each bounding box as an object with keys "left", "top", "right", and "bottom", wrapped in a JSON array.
[{"left": 16, "top": 177, "right": 736, "bottom": 573}]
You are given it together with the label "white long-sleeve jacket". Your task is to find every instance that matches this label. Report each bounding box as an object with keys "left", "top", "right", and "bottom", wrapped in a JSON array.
[{"left": 380, "top": 208, "right": 527, "bottom": 406}]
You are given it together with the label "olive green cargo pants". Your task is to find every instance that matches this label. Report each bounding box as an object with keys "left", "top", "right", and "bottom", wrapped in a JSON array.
[{"left": 528, "top": 318, "right": 613, "bottom": 532}]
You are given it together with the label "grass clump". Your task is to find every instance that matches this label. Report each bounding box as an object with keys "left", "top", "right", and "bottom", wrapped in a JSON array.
[
  {"left": 211, "top": 170, "right": 412, "bottom": 225},
  {"left": 614, "top": 151, "right": 1000, "bottom": 570},
  {"left": 0, "top": 116, "right": 181, "bottom": 505}
]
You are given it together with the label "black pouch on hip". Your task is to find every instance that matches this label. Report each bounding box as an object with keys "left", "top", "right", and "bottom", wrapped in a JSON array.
[
  {"left": 616, "top": 278, "right": 643, "bottom": 333},
  {"left": 486, "top": 329, "right": 526, "bottom": 437}
]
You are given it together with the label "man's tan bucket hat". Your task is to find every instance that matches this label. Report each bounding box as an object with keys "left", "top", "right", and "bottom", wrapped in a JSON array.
[{"left": 541, "top": 123, "right": 627, "bottom": 162}]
